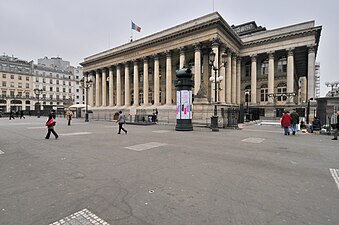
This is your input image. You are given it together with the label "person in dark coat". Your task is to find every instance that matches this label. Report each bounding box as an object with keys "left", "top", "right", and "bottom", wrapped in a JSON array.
[
  {"left": 281, "top": 110, "right": 292, "bottom": 135},
  {"left": 45, "top": 110, "right": 59, "bottom": 139},
  {"left": 9, "top": 110, "right": 15, "bottom": 120},
  {"left": 290, "top": 109, "right": 299, "bottom": 135},
  {"left": 311, "top": 117, "right": 321, "bottom": 133},
  {"left": 20, "top": 110, "right": 25, "bottom": 119},
  {"left": 116, "top": 111, "right": 127, "bottom": 134},
  {"left": 332, "top": 111, "right": 339, "bottom": 140}
]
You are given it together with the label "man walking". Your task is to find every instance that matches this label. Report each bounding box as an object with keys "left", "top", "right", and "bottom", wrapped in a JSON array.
[
  {"left": 116, "top": 111, "right": 127, "bottom": 134},
  {"left": 290, "top": 109, "right": 299, "bottom": 135},
  {"left": 332, "top": 111, "right": 339, "bottom": 140}
]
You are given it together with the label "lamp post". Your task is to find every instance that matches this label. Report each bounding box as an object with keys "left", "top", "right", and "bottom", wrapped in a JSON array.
[
  {"left": 245, "top": 90, "right": 250, "bottom": 122},
  {"left": 209, "top": 51, "right": 227, "bottom": 131},
  {"left": 80, "top": 75, "right": 92, "bottom": 122},
  {"left": 34, "top": 88, "right": 43, "bottom": 118}
]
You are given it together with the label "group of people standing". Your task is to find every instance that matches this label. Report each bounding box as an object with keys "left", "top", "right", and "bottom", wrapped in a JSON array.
[
  {"left": 281, "top": 109, "right": 300, "bottom": 135},
  {"left": 281, "top": 109, "right": 339, "bottom": 140}
]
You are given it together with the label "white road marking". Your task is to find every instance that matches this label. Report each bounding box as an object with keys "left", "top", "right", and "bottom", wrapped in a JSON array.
[
  {"left": 152, "top": 130, "right": 170, "bottom": 133},
  {"left": 0, "top": 150, "right": 4, "bottom": 155},
  {"left": 125, "top": 142, "right": 168, "bottom": 151},
  {"left": 243, "top": 129, "right": 282, "bottom": 133},
  {"left": 59, "top": 132, "right": 93, "bottom": 136},
  {"left": 50, "top": 208, "right": 109, "bottom": 225},
  {"left": 329, "top": 168, "right": 339, "bottom": 191},
  {"left": 242, "top": 137, "right": 265, "bottom": 143},
  {"left": 27, "top": 127, "right": 45, "bottom": 129}
]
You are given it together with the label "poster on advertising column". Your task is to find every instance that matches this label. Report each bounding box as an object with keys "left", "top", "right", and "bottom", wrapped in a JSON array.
[
  {"left": 181, "top": 90, "right": 192, "bottom": 119},
  {"left": 176, "top": 91, "right": 181, "bottom": 119}
]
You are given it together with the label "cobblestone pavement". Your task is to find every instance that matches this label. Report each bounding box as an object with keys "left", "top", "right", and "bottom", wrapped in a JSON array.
[{"left": 0, "top": 117, "right": 338, "bottom": 225}]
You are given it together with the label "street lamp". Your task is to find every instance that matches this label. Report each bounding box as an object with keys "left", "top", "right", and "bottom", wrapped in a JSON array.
[
  {"left": 209, "top": 51, "right": 227, "bottom": 131},
  {"left": 33, "top": 88, "right": 43, "bottom": 118},
  {"left": 80, "top": 75, "right": 92, "bottom": 122},
  {"left": 245, "top": 90, "right": 250, "bottom": 122}
]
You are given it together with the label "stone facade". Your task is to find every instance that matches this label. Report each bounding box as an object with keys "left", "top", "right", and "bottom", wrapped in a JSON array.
[{"left": 81, "top": 12, "right": 322, "bottom": 122}]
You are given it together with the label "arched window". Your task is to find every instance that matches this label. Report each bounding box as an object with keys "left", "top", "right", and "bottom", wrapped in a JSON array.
[
  {"left": 25, "top": 100, "right": 30, "bottom": 104},
  {"left": 277, "top": 83, "right": 287, "bottom": 101},
  {"left": 277, "top": 57, "right": 287, "bottom": 73},
  {"left": 260, "top": 84, "right": 268, "bottom": 102},
  {"left": 245, "top": 61, "right": 251, "bottom": 77},
  {"left": 261, "top": 59, "right": 269, "bottom": 75}
]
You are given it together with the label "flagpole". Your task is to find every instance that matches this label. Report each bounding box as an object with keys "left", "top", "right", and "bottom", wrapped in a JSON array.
[{"left": 130, "top": 21, "right": 133, "bottom": 42}]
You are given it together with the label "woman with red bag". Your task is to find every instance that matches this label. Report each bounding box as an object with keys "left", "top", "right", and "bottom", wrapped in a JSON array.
[
  {"left": 281, "top": 110, "right": 292, "bottom": 135},
  {"left": 45, "top": 110, "right": 59, "bottom": 139}
]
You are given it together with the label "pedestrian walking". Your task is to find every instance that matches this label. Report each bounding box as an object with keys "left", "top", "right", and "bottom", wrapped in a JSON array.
[
  {"left": 66, "top": 110, "right": 73, "bottom": 126},
  {"left": 20, "top": 110, "right": 25, "bottom": 119},
  {"left": 9, "top": 110, "right": 15, "bottom": 120},
  {"left": 116, "top": 111, "right": 127, "bottom": 134},
  {"left": 281, "top": 110, "right": 292, "bottom": 135},
  {"left": 332, "top": 111, "right": 339, "bottom": 140},
  {"left": 45, "top": 110, "right": 59, "bottom": 139},
  {"left": 290, "top": 109, "right": 299, "bottom": 135}
]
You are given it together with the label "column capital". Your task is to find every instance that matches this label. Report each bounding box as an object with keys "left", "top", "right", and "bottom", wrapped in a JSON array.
[
  {"left": 287, "top": 48, "right": 294, "bottom": 56},
  {"left": 210, "top": 37, "right": 220, "bottom": 47},
  {"left": 179, "top": 46, "right": 186, "bottom": 54},
  {"left": 133, "top": 59, "right": 139, "bottom": 65},
  {"left": 193, "top": 42, "right": 201, "bottom": 51},
  {"left": 226, "top": 48, "right": 233, "bottom": 55},
  {"left": 268, "top": 51, "right": 275, "bottom": 59},
  {"left": 250, "top": 54, "right": 257, "bottom": 61},
  {"left": 201, "top": 45, "right": 211, "bottom": 54},
  {"left": 165, "top": 50, "right": 172, "bottom": 57},
  {"left": 232, "top": 53, "right": 237, "bottom": 60},
  {"left": 152, "top": 53, "right": 160, "bottom": 60},
  {"left": 237, "top": 56, "right": 242, "bottom": 63},
  {"left": 308, "top": 44, "right": 316, "bottom": 53},
  {"left": 143, "top": 57, "right": 149, "bottom": 63}
]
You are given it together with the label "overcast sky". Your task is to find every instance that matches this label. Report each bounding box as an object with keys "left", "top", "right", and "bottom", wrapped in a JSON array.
[{"left": 1, "top": 0, "right": 338, "bottom": 96}]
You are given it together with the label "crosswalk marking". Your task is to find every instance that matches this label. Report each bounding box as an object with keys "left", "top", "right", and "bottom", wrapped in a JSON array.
[
  {"left": 152, "top": 130, "right": 170, "bottom": 133},
  {"left": 242, "top": 137, "right": 265, "bottom": 143},
  {"left": 27, "top": 127, "right": 45, "bottom": 129},
  {"left": 60, "top": 132, "right": 93, "bottom": 136},
  {"left": 125, "top": 142, "right": 168, "bottom": 151},
  {"left": 329, "top": 168, "right": 339, "bottom": 191},
  {"left": 50, "top": 208, "right": 109, "bottom": 225}
]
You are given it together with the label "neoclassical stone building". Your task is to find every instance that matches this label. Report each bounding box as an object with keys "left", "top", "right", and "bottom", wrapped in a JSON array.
[{"left": 81, "top": 12, "right": 322, "bottom": 121}]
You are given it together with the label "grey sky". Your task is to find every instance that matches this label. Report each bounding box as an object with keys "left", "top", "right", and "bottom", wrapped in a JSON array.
[{"left": 1, "top": 0, "right": 338, "bottom": 96}]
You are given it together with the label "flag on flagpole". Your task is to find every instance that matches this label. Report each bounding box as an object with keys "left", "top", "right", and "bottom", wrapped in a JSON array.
[{"left": 131, "top": 21, "right": 141, "bottom": 32}]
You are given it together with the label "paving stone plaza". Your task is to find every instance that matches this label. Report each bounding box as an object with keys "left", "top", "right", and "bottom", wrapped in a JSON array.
[{"left": 0, "top": 117, "right": 338, "bottom": 225}]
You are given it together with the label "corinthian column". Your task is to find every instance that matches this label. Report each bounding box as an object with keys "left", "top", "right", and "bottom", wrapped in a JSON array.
[
  {"left": 236, "top": 57, "right": 241, "bottom": 105},
  {"left": 109, "top": 66, "right": 114, "bottom": 106},
  {"left": 226, "top": 49, "right": 232, "bottom": 104},
  {"left": 179, "top": 47, "right": 186, "bottom": 69},
  {"left": 194, "top": 43, "right": 202, "bottom": 95},
  {"left": 251, "top": 55, "right": 257, "bottom": 104},
  {"left": 143, "top": 58, "right": 149, "bottom": 105},
  {"left": 124, "top": 63, "right": 130, "bottom": 106},
  {"left": 307, "top": 46, "right": 316, "bottom": 100},
  {"left": 89, "top": 72, "right": 94, "bottom": 107},
  {"left": 116, "top": 65, "right": 122, "bottom": 106},
  {"left": 287, "top": 49, "right": 295, "bottom": 104},
  {"left": 219, "top": 46, "right": 226, "bottom": 104},
  {"left": 95, "top": 70, "right": 100, "bottom": 107},
  {"left": 165, "top": 51, "right": 172, "bottom": 105},
  {"left": 154, "top": 54, "right": 160, "bottom": 105},
  {"left": 101, "top": 68, "right": 107, "bottom": 107},
  {"left": 268, "top": 52, "right": 275, "bottom": 104},
  {"left": 231, "top": 54, "right": 237, "bottom": 104},
  {"left": 133, "top": 60, "right": 139, "bottom": 106}
]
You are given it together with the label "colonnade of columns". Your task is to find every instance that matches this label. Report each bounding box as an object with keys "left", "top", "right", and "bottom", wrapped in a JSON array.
[{"left": 84, "top": 42, "right": 316, "bottom": 108}]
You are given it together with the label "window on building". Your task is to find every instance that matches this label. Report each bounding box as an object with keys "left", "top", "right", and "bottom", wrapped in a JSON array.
[
  {"left": 277, "top": 83, "right": 287, "bottom": 101},
  {"left": 26, "top": 83, "right": 29, "bottom": 88},
  {"left": 10, "top": 82, "right": 14, "bottom": 87},
  {"left": 56, "top": 87, "right": 59, "bottom": 92},
  {"left": 277, "top": 57, "right": 287, "bottom": 73},
  {"left": 63, "top": 81, "right": 66, "bottom": 85},
  {"left": 63, "top": 96, "right": 66, "bottom": 100},
  {"left": 17, "top": 92, "right": 22, "bottom": 97},
  {"left": 56, "top": 80, "right": 59, "bottom": 85},
  {"left": 50, "top": 95, "right": 53, "bottom": 100},
  {"left": 2, "top": 91, "right": 7, "bottom": 97},
  {"left": 50, "top": 79, "right": 53, "bottom": 84},
  {"left": 50, "top": 102, "right": 53, "bottom": 105},
  {"left": 25, "top": 92, "right": 29, "bottom": 98},
  {"left": 43, "top": 78, "right": 46, "bottom": 83},
  {"left": 18, "top": 83, "right": 22, "bottom": 88},
  {"left": 2, "top": 74, "right": 6, "bottom": 79},
  {"left": 69, "top": 81, "right": 71, "bottom": 86},
  {"left": 50, "top": 87, "right": 53, "bottom": 91},
  {"left": 18, "top": 76, "right": 22, "bottom": 80},
  {"left": 69, "top": 89, "right": 71, "bottom": 93},
  {"left": 261, "top": 59, "right": 268, "bottom": 75},
  {"left": 63, "top": 88, "right": 66, "bottom": 92},
  {"left": 42, "top": 86, "right": 46, "bottom": 91},
  {"left": 10, "top": 91, "right": 14, "bottom": 97},
  {"left": 42, "top": 94, "right": 46, "bottom": 99},
  {"left": 56, "top": 74, "right": 59, "bottom": 78},
  {"left": 260, "top": 84, "right": 268, "bottom": 102},
  {"left": 2, "top": 81, "right": 6, "bottom": 87},
  {"left": 76, "top": 89, "right": 79, "bottom": 93},
  {"left": 245, "top": 61, "right": 251, "bottom": 77},
  {"left": 26, "top": 76, "right": 29, "bottom": 81},
  {"left": 76, "top": 96, "right": 79, "bottom": 99},
  {"left": 36, "top": 77, "right": 39, "bottom": 82},
  {"left": 10, "top": 75, "right": 14, "bottom": 79}
]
